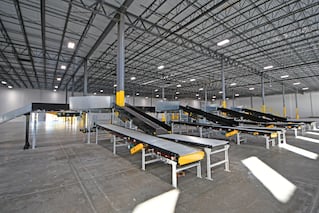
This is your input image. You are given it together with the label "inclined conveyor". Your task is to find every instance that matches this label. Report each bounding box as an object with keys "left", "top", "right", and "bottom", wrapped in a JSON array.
[
  {"left": 171, "top": 121, "right": 284, "bottom": 149},
  {"left": 96, "top": 124, "right": 204, "bottom": 187}
]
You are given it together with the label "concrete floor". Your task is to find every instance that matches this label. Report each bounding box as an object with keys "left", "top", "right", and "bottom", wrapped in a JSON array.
[{"left": 0, "top": 119, "right": 319, "bottom": 213}]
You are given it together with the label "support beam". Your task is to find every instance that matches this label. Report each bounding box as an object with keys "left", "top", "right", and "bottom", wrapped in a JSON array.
[
  {"left": 310, "top": 92, "right": 314, "bottom": 117},
  {"left": 282, "top": 83, "right": 286, "bottom": 117},
  {"left": 13, "top": 0, "right": 40, "bottom": 88},
  {"left": 204, "top": 86, "right": 207, "bottom": 112},
  {"left": 64, "top": 0, "right": 135, "bottom": 89},
  {"left": 221, "top": 58, "right": 226, "bottom": 108},
  {"left": 295, "top": 89, "right": 299, "bottom": 119},
  {"left": 83, "top": 59, "right": 88, "bottom": 96},
  {"left": 261, "top": 73, "right": 266, "bottom": 113},
  {"left": 250, "top": 95, "right": 253, "bottom": 109},
  {"left": 24, "top": 114, "right": 30, "bottom": 150},
  {"left": 116, "top": 13, "right": 125, "bottom": 107},
  {"left": 162, "top": 87, "right": 165, "bottom": 100},
  {"left": 65, "top": 85, "right": 68, "bottom": 104},
  {"left": 71, "top": 76, "right": 74, "bottom": 96},
  {"left": 40, "top": 0, "right": 47, "bottom": 88}
]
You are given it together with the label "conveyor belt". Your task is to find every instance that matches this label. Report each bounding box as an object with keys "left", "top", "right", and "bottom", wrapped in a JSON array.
[
  {"left": 217, "top": 107, "right": 270, "bottom": 122},
  {"left": 126, "top": 104, "right": 171, "bottom": 131},
  {"left": 158, "top": 134, "right": 228, "bottom": 148},
  {"left": 97, "top": 124, "right": 204, "bottom": 164},
  {"left": 241, "top": 108, "right": 287, "bottom": 122},
  {"left": 158, "top": 134, "right": 230, "bottom": 180},
  {"left": 180, "top": 105, "right": 238, "bottom": 126},
  {"left": 96, "top": 123, "right": 205, "bottom": 187},
  {"left": 117, "top": 105, "right": 168, "bottom": 135},
  {"left": 172, "top": 121, "right": 278, "bottom": 138}
]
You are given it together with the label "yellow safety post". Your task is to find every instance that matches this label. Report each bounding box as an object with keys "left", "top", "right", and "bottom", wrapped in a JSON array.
[
  {"left": 283, "top": 106, "right": 287, "bottom": 117},
  {"left": 130, "top": 143, "right": 144, "bottom": 155},
  {"left": 161, "top": 114, "right": 166, "bottom": 122},
  {"left": 266, "top": 124, "right": 274, "bottom": 128},
  {"left": 261, "top": 105, "right": 266, "bottom": 113},
  {"left": 116, "top": 90, "right": 125, "bottom": 107},
  {"left": 178, "top": 151, "right": 205, "bottom": 166},
  {"left": 295, "top": 108, "right": 299, "bottom": 119},
  {"left": 222, "top": 100, "right": 227, "bottom": 108}
]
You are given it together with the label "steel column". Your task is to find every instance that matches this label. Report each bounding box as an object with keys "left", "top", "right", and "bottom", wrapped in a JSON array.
[
  {"left": 282, "top": 83, "right": 286, "bottom": 117},
  {"left": 71, "top": 76, "right": 74, "bottom": 96},
  {"left": 310, "top": 92, "right": 314, "bottom": 117},
  {"left": 261, "top": 73, "right": 266, "bottom": 113},
  {"left": 83, "top": 59, "right": 88, "bottom": 96},
  {"left": 116, "top": 13, "right": 125, "bottom": 106},
  {"left": 295, "top": 89, "right": 299, "bottom": 119},
  {"left": 250, "top": 95, "right": 253, "bottom": 109},
  {"left": 24, "top": 114, "right": 30, "bottom": 149},
  {"left": 204, "top": 86, "right": 207, "bottom": 112},
  {"left": 221, "top": 59, "right": 226, "bottom": 108},
  {"left": 162, "top": 87, "right": 165, "bottom": 100}
]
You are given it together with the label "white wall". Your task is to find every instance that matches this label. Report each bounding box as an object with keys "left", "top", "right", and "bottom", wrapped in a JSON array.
[
  {"left": 230, "top": 92, "right": 315, "bottom": 118},
  {"left": 1, "top": 87, "right": 317, "bottom": 118},
  {"left": 0, "top": 87, "right": 81, "bottom": 114}
]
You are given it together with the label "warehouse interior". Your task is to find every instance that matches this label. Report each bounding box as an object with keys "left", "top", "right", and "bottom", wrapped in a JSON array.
[{"left": 0, "top": 0, "right": 319, "bottom": 212}]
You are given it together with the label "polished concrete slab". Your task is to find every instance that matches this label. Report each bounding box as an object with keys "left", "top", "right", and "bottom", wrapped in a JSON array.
[{"left": 0, "top": 119, "right": 319, "bottom": 213}]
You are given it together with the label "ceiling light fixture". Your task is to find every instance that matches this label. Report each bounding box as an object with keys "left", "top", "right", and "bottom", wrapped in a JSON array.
[
  {"left": 93, "top": 92, "right": 96, "bottom": 95},
  {"left": 281, "top": 75, "right": 289, "bottom": 79},
  {"left": 61, "top": 65, "right": 66, "bottom": 70},
  {"left": 114, "top": 84, "right": 117, "bottom": 87},
  {"left": 302, "top": 87, "right": 309, "bottom": 90},
  {"left": 249, "top": 87, "right": 255, "bottom": 90},
  {"left": 235, "top": 94, "right": 240, "bottom": 97},
  {"left": 53, "top": 89, "right": 56, "bottom": 92},
  {"left": 100, "top": 89, "right": 103, "bottom": 93},
  {"left": 145, "top": 97, "right": 148, "bottom": 99},
  {"left": 1, "top": 81, "right": 7, "bottom": 85},
  {"left": 67, "top": 41, "right": 75, "bottom": 49},
  {"left": 136, "top": 92, "right": 139, "bottom": 96},
  {"left": 230, "top": 83, "right": 237, "bottom": 86},
  {"left": 157, "top": 65, "right": 164, "bottom": 70},
  {"left": 56, "top": 77, "right": 61, "bottom": 81},
  {"left": 196, "top": 93, "right": 199, "bottom": 97},
  {"left": 176, "top": 84, "right": 181, "bottom": 88},
  {"left": 176, "top": 91, "right": 180, "bottom": 94},
  {"left": 263, "top": 65, "right": 273, "bottom": 70},
  {"left": 156, "top": 94, "right": 159, "bottom": 98},
  {"left": 217, "top": 39, "right": 230, "bottom": 46},
  {"left": 219, "top": 91, "right": 223, "bottom": 94},
  {"left": 199, "top": 88, "right": 204, "bottom": 91},
  {"left": 190, "top": 78, "right": 196, "bottom": 82},
  {"left": 54, "top": 85, "right": 58, "bottom": 89},
  {"left": 130, "top": 76, "right": 136, "bottom": 80},
  {"left": 154, "top": 89, "right": 158, "bottom": 92},
  {"left": 212, "top": 95, "right": 216, "bottom": 99},
  {"left": 8, "top": 85, "right": 13, "bottom": 89},
  {"left": 293, "top": 82, "right": 300, "bottom": 85}
]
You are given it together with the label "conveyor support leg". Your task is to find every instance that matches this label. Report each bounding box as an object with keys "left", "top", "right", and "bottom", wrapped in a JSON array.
[{"left": 95, "top": 127, "right": 98, "bottom": 144}]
